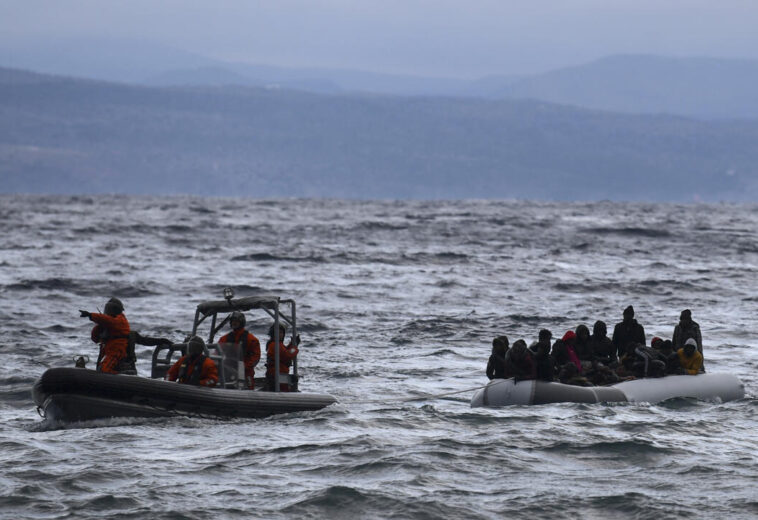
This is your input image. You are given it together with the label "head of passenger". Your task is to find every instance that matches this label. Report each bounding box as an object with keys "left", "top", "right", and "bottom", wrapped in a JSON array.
[
  {"left": 575, "top": 324, "right": 590, "bottom": 343},
  {"left": 268, "top": 323, "right": 286, "bottom": 339},
  {"left": 660, "top": 340, "right": 674, "bottom": 355},
  {"left": 680, "top": 309, "right": 693, "bottom": 326},
  {"left": 229, "top": 311, "right": 245, "bottom": 331},
  {"left": 187, "top": 335, "right": 205, "bottom": 358},
  {"left": 592, "top": 320, "right": 607, "bottom": 338},
  {"left": 511, "top": 339, "right": 528, "bottom": 359},
  {"left": 561, "top": 330, "right": 576, "bottom": 346},
  {"left": 623, "top": 305, "right": 634, "bottom": 323},
  {"left": 492, "top": 335, "right": 509, "bottom": 355},
  {"left": 104, "top": 297, "right": 124, "bottom": 317},
  {"left": 683, "top": 338, "right": 697, "bottom": 357},
  {"left": 536, "top": 340, "right": 551, "bottom": 355},
  {"left": 538, "top": 329, "right": 552, "bottom": 344},
  {"left": 651, "top": 337, "right": 663, "bottom": 350}
]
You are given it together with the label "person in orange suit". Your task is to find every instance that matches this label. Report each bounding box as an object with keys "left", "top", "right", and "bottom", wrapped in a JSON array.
[
  {"left": 218, "top": 311, "right": 261, "bottom": 389},
  {"left": 80, "top": 297, "right": 130, "bottom": 374},
  {"left": 265, "top": 323, "right": 300, "bottom": 392},
  {"left": 166, "top": 336, "right": 218, "bottom": 386}
]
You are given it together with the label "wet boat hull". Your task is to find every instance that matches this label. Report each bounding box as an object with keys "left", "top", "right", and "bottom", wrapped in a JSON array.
[
  {"left": 470, "top": 373, "right": 745, "bottom": 407},
  {"left": 33, "top": 368, "right": 337, "bottom": 422}
]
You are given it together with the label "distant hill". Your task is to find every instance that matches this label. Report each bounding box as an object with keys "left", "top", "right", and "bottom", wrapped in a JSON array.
[
  {"left": 4, "top": 40, "right": 758, "bottom": 119},
  {"left": 497, "top": 54, "right": 758, "bottom": 119},
  {"left": 1, "top": 67, "right": 757, "bottom": 201}
]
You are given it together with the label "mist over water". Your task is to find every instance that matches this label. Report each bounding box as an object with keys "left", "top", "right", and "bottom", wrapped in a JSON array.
[{"left": 1, "top": 195, "right": 757, "bottom": 519}]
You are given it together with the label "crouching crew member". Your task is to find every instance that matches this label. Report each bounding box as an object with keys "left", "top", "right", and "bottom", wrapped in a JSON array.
[
  {"left": 219, "top": 311, "right": 261, "bottom": 389},
  {"left": 166, "top": 336, "right": 218, "bottom": 387},
  {"left": 265, "top": 324, "right": 300, "bottom": 391},
  {"left": 80, "top": 297, "right": 130, "bottom": 374}
]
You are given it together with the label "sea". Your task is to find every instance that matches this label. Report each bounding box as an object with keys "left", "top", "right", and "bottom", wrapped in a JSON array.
[{"left": 1, "top": 195, "right": 756, "bottom": 519}]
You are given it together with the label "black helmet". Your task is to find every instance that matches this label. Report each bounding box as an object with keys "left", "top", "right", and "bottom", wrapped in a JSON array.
[
  {"left": 229, "top": 311, "right": 245, "bottom": 328},
  {"left": 268, "top": 323, "right": 286, "bottom": 337},
  {"left": 104, "top": 297, "right": 124, "bottom": 316},
  {"left": 187, "top": 335, "right": 205, "bottom": 356}
]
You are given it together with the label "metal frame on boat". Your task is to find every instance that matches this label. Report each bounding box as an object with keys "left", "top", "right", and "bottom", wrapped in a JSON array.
[{"left": 33, "top": 290, "right": 336, "bottom": 423}]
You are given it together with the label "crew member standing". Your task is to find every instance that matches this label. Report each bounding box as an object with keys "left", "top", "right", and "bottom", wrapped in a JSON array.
[
  {"left": 219, "top": 311, "right": 261, "bottom": 389},
  {"left": 80, "top": 297, "right": 130, "bottom": 374},
  {"left": 265, "top": 323, "right": 299, "bottom": 392}
]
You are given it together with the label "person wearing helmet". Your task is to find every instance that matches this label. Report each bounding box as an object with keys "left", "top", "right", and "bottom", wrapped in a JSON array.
[
  {"left": 218, "top": 311, "right": 261, "bottom": 389},
  {"left": 79, "top": 297, "right": 130, "bottom": 374},
  {"left": 676, "top": 338, "right": 704, "bottom": 375},
  {"left": 265, "top": 322, "right": 300, "bottom": 392},
  {"left": 166, "top": 336, "right": 218, "bottom": 386}
]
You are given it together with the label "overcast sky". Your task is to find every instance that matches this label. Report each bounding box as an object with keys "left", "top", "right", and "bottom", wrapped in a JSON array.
[{"left": 3, "top": 0, "right": 758, "bottom": 77}]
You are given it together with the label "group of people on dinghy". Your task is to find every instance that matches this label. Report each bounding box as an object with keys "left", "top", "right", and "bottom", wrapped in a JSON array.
[
  {"left": 78, "top": 297, "right": 300, "bottom": 391},
  {"left": 486, "top": 305, "right": 706, "bottom": 387}
]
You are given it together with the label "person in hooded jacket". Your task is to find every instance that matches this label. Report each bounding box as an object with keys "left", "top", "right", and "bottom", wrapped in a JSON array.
[
  {"left": 80, "top": 297, "right": 130, "bottom": 374},
  {"left": 265, "top": 323, "right": 300, "bottom": 391},
  {"left": 612, "top": 305, "right": 646, "bottom": 358},
  {"left": 677, "top": 338, "right": 704, "bottom": 375},
  {"left": 673, "top": 309, "right": 703, "bottom": 354},
  {"left": 533, "top": 338, "right": 555, "bottom": 382},
  {"left": 166, "top": 336, "right": 218, "bottom": 386},
  {"left": 486, "top": 336, "right": 509, "bottom": 380},
  {"left": 503, "top": 339, "right": 536, "bottom": 381},
  {"left": 588, "top": 320, "right": 617, "bottom": 366},
  {"left": 552, "top": 330, "right": 582, "bottom": 373},
  {"left": 659, "top": 339, "right": 684, "bottom": 375},
  {"left": 530, "top": 329, "right": 552, "bottom": 354},
  {"left": 219, "top": 311, "right": 261, "bottom": 389},
  {"left": 574, "top": 324, "right": 593, "bottom": 366}
]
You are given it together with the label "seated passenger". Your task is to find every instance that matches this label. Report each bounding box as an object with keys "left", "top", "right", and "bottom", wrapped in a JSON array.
[
  {"left": 552, "top": 331, "right": 582, "bottom": 373},
  {"left": 503, "top": 339, "right": 536, "bottom": 381},
  {"left": 530, "top": 329, "right": 552, "bottom": 354},
  {"left": 677, "top": 338, "right": 704, "bottom": 375},
  {"left": 486, "top": 336, "right": 509, "bottom": 380},
  {"left": 658, "top": 340, "right": 684, "bottom": 375},
  {"left": 166, "top": 336, "right": 218, "bottom": 387},
  {"left": 533, "top": 339, "right": 555, "bottom": 382},
  {"left": 265, "top": 323, "right": 300, "bottom": 392},
  {"left": 574, "top": 325, "right": 593, "bottom": 366},
  {"left": 558, "top": 362, "right": 592, "bottom": 386},
  {"left": 588, "top": 320, "right": 617, "bottom": 366},
  {"left": 633, "top": 345, "right": 667, "bottom": 378}
]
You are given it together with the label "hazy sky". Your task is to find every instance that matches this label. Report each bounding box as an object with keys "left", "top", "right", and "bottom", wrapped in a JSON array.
[{"left": 3, "top": 0, "right": 758, "bottom": 77}]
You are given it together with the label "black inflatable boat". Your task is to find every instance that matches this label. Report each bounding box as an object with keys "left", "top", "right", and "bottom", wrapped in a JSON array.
[{"left": 33, "top": 291, "right": 336, "bottom": 423}]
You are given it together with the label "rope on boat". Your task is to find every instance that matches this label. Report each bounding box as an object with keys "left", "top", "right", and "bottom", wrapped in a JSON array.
[{"left": 354, "top": 384, "right": 488, "bottom": 405}]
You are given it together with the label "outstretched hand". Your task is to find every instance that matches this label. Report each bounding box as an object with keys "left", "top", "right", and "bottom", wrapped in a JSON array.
[{"left": 79, "top": 310, "right": 91, "bottom": 318}]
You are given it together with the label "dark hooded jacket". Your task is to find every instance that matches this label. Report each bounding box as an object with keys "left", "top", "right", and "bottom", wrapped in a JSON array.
[
  {"left": 612, "top": 318, "right": 645, "bottom": 358},
  {"left": 588, "top": 321, "right": 617, "bottom": 365}
]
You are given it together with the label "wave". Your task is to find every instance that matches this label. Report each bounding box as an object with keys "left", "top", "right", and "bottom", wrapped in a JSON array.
[{"left": 582, "top": 226, "right": 673, "bottom": 238}]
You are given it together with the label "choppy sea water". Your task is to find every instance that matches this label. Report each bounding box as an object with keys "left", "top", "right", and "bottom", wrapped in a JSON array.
[{"left": 0, "top": 195, "right": 756, "bottom": 519}]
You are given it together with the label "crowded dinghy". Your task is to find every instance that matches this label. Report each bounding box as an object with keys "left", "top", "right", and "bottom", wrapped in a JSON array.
[
  {"left": 470, "top": 373, "right": 745, "bottom": 407},
  {"left": 33, "top": 290, "right": 336, "bottom": 423}
]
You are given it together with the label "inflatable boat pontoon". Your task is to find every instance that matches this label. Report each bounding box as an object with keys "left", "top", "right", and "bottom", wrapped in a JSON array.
[{"left": 470, "top": 373, "right": 745, "bottom": 407}]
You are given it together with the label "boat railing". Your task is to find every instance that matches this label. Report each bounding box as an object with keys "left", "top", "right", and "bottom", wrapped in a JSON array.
[{"left": 151, "top": 343, "right": 186, "bottom": 379}]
